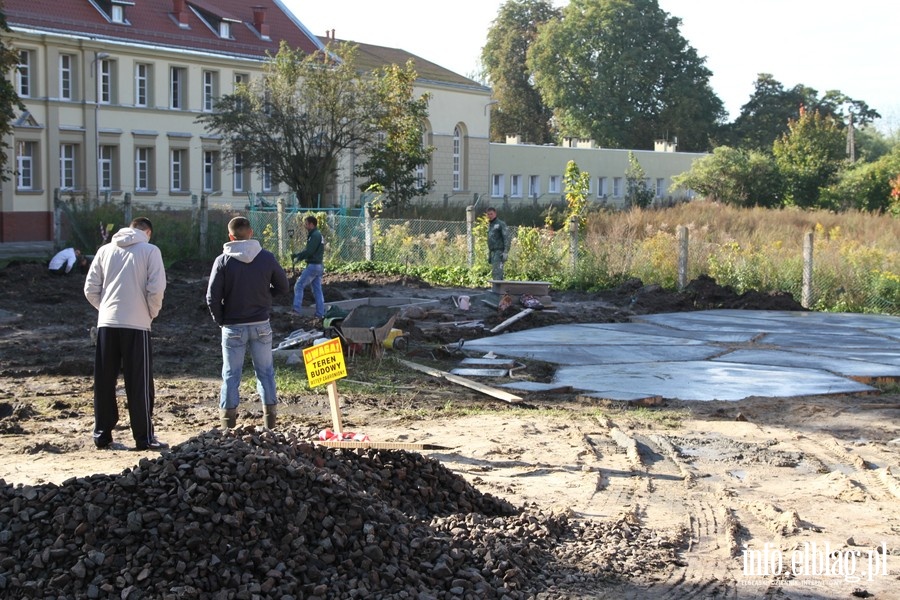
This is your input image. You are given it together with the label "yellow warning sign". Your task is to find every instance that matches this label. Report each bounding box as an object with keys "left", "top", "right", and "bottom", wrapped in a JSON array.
[{"left": 303, "top": 338, "right": 347, "bottom": 388}]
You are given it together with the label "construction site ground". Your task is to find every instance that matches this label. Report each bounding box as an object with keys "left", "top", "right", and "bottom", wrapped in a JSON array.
[{"left": 1, "top": 258, "right": 898, "bottom": 599}]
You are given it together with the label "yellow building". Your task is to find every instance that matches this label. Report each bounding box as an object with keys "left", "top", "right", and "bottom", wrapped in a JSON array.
[
  {"left": 1, "top": 0, "right": 701, "bottom": 243},
  {"left": 1, "top": 0, "right": 492, "bottom": 242}
]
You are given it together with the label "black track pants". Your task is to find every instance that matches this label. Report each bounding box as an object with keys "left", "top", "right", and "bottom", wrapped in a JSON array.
[{"left": 93, "top": 327, "right": 155, "bottom": 446}]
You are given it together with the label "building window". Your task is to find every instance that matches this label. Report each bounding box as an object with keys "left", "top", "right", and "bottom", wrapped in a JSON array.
[
  {"left": 597, "top": 177, "right": 607, "bottom": 198},
  {"left": 99, "top": 59, "right": 113, "bottom": 104},
  {"left": 452, "top": 126, "right": 461, "bottom": 191},
  {"left": 528, "top": 175, "right": 540, "bottom": 198},
  {"left": 170, "top": 149, "right": 185, "bottom": 191},
  {"left": 548, "top": 175, "right": 560, "bottom": 194},
  {"left": 59, "top": 54, "right": 73, "bottom": 101},
  {"left": 656, "top": 178, "right": 665, "bottom": 198},
  {"left": 219, "top": 22, "right": 231, "bottom": 38},
  {"left": 111, "top": 5, "right": 125, "bottom": 23},
  {"left": 510, "top": 174, "right": 521, "bottom": 198},
  {"left": 234, "top": 73, "right": 248, "bottom": 111},
  {"left": 135, "top": 63, "right": 150, "bottom": 107},
  {"left": 491, "top": 174, "right": 504, "bottom": 197},
  {"left": 17, "top": 50, "right": 32, "bottom": 97},
  {"left": 135, "top": 147, "right": 153, "bottom": 191},
  {"left": 16, "top": 141, "right": 35, "bottom": 190},
  {"left": 262, "top": 160, "right": 272, "bottom": 192},
  {"left": 233, "top": 153, "right": 244, "bottom": 192},
  {"left": 613, "top": 177, "right": 622, "bottom": 197},
  {"left": 202, "top": 71, "right": 218, "bottom": 112},
  {"left": 170, "top": 67, "right": 186, "bottom": 110},
  {"left": 203, "top": 150, "right": 219, "bottom": 192},
  {"left": 99, "top": 145, "right": 115, "bottom": 191},
  {"left": 60, "top": 144, "right": 77, "bottom": 190}
]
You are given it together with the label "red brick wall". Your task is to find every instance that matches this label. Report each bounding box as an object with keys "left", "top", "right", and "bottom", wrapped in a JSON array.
[{"left": 0, "top": 211, "right": 52, "bottom": 242}]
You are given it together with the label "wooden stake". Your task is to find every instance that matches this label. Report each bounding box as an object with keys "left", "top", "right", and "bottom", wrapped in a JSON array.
[{"left": 327, "top": 381, "right": 344, "bottom": 434}]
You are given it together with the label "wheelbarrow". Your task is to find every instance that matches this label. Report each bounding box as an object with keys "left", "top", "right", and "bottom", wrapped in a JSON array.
[{"left": 335, "top": 305, "right": 401, "bottom": 359}]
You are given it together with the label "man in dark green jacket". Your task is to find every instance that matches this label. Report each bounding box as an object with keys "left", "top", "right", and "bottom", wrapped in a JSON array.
[
  {"left": 291, "top": 216, "right": 325, "bottom": 319},
  {"left": 486, "top": 207, "right": 510, "bottom": 280}
]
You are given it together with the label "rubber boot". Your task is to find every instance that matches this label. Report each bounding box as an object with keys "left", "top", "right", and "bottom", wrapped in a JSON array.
[
  {"left": 220, "top": 409, "right": 237, "bottom": 429},
  {"left": 263, "top": 404, "right": 277, "bottom": 429}
]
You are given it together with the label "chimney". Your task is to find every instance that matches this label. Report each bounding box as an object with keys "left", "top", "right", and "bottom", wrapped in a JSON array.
[
  {"left": 331, "top": 29, "right": 336, "bottom": 40},
  {"left": 173, "top": 0, "right": 188, "bottom": 27},
  {"left": 252, "top": 6, "right": 270, "bottom": 37}
]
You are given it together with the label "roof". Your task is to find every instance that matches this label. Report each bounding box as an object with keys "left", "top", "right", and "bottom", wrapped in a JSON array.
[
  {"left": 318, "top": 35, "right": 490, "bottom": 92},
  {"left": 4, "top": 0, "right": 324, "bottom": 60}
]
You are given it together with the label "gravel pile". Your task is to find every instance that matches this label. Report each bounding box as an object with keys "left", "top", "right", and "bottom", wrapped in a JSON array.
[{"left": 0, "top": 428, "right": 685, "bottom": 599}]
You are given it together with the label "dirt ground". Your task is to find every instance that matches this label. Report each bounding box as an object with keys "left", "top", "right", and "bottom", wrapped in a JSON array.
[{"left": 1, "top": 259, "right": 899, "bottom": 599}]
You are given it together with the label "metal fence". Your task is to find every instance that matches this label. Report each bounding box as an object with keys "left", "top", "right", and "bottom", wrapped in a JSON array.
[{"left": 55, "top": 193, "right": 900, "bottom": 315}]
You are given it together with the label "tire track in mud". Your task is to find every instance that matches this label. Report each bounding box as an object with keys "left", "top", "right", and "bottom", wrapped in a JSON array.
[
  {"left": 580, "top": 419, "right": 743, "bottom": 599},
  {"left": 791, "top": 433, "right": 899, "bottom": 502}
]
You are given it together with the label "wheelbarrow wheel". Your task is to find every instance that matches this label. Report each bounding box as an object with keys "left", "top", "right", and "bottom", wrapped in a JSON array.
[{"left": 391, "top": 336, "right": 408, "bottom": 352}]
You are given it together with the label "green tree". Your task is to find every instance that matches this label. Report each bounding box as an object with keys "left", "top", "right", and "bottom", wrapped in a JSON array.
[
  {"left": 481, "top": 0, "right": 559, "bottom": 144},
  {"left": 528, "top": 0, "right": 724, "bottom": 151},
  {"left": 563, "top": 160, "right": 590, "bottom": 231},
  {"left": 671, "top": 146, "right": 782, "bottom": 207},
  {"left": 819, "top": 146, "right": 900, "bottom": 212},
  {"left": 772, "top": 108, "right": 846, "bottom": 209},
  {"left": 354, "top": 60, "right": 433, "bottom": 213},
  {"left": 624, "top": 152, "right": 655, "bottom": 209},
  {"left": 722, "top": 74, "right": 879, "bottom": 153},
  {"left": 197, "top": 42, "right": 382, "bottom": 207},
  {"left": 0, "top": 7, "right": 25, "bottom": 181}
]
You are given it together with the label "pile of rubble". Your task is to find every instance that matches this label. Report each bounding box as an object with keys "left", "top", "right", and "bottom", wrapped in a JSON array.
[{"left": 0, "top": 428, "right": 685, "bottom": 598}]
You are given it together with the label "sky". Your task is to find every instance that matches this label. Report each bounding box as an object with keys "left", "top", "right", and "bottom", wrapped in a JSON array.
[{"left": 282, "top": 0, "right": 900, "bottom": 132}]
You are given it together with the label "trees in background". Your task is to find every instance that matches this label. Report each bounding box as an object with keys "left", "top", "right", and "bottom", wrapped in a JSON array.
[
  {"left": 198, "top": 42, "right": 431, "bottom": 209},
  {"left": 527, "top": 0, "right": 724, "bottom": 151},
  {"left": 721, "top": 74, "right": 880, "bottom": 153},
  {"left": 0, "top": 8, "right": 25, "bottom": 180},
  {"left": 481, "top": 0, "right": 559, "bottom": 145},
  {"left": 477, "top": 0, "right": 898, "bottom": 214},
  {"left": 773, "top": 107, "right": 846, "bottom": 209},
  {"left": 353, "top": 60, "right": 434, "bottom": 213}
]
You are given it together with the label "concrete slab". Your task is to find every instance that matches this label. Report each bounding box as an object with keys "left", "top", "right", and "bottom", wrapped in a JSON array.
[{"left": 463, "top": 309, "right": 898, "bottom": 402}]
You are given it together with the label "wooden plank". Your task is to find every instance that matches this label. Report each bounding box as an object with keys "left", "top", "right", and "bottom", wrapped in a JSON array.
[
  {"left": 397, "top": 359, "right": 523, "bottom": 404},
  {"left": 316, "top": 441, "right": 451, "bottom": 451},
  {"left": 490, "top": 308, "right": 534, "bottom": 333}
]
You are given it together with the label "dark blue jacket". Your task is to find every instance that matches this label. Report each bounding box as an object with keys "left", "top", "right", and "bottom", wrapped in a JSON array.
[{"left": 206, "top": 239, "right": 289, "bottom": 326}]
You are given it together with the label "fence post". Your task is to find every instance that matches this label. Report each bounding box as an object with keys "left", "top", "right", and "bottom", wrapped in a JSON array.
[
  {"left": 802, "top": 231, "right": 814, "bottom": 309},
  {"left": 364, "top": 203, "right": 374, "bottom": 261},
  {"left": 123, "top": 192, "right": 132, "bottom": 226},
  {"left": 677, "top": 225, "right": 689, "bottom": 290},
  {"left": 466, "top": 204, "right": 475, "bottom": 268},
  {"left": 53, "top": 191, "right": 62, "bottom": 249},
  {"left": 443, "top": 194, "right": 449, "bottom": 209},
  {"left": 277, "top": 197, "right": 285, "bottom": 258},
  {"left": 199, "top": 194, "right": 208, "bottom": 258},
  {"left": 568, "top": 216, "right": 579, "bottom": 271}
]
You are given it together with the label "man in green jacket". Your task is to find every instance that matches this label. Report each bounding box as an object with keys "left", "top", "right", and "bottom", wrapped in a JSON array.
[
  {"left": 486, "top": 207, "right": 510, "bottom": 281},
  {"left": 292, "top": 215, "right": 325, "bottom": 320}
]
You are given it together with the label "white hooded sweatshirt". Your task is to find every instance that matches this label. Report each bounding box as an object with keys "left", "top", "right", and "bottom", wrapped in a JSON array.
[{"left": 84, "top": 227, "right": 166, "bottom": 331}]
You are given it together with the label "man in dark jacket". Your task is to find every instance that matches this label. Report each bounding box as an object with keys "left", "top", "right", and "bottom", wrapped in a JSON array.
[
  {"left": 291, "top": 215, "right": 326, "bottom": 320},
  {"left": 206, "top": 216, "right": 289, "bottom": 429},
  {"left": 486, "top": 207, "right": 511, "bottom": 280}
]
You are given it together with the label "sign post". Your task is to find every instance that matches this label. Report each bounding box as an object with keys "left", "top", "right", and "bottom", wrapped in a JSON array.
[{"left": 302, "top": 338, "right": 348, "bottom": 434}]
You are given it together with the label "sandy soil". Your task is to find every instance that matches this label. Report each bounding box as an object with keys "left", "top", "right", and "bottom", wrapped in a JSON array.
[{"left": 1, "top": 260, "right": 898, "bottom": 598}]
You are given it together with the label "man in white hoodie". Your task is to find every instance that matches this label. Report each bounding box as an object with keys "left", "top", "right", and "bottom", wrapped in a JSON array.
[
  {"left": 84, "top": 217, "right": 167, "bottom": 451},
  {"left": 206, "top": 216, "right": 289, "bottom": 429}
]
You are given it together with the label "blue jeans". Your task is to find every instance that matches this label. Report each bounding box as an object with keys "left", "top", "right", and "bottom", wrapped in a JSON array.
[
  {"left": 220, "top": 321, "right": 276, "bottom": 410},
  {"left": 293, "top": 262, "right": 325, "bottom": 317}
]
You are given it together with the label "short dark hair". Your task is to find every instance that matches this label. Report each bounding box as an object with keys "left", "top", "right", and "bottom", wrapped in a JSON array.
[
  {"left": 228, "top": 216, "right": 252, "bottom": 239},
  {"left": 305, "top": 216, "right": 318, "bottom": 227},
  {"left": 486, "top": 207, "right": 497, "bottom": 212},
  {"left": 130, "top": 217, "right": 153, "bottom": 233}
]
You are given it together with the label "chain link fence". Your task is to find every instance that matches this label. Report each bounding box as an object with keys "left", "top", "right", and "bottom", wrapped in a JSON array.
[{"left": 55, "top": 193, "right": 900, "bottom": 315}]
